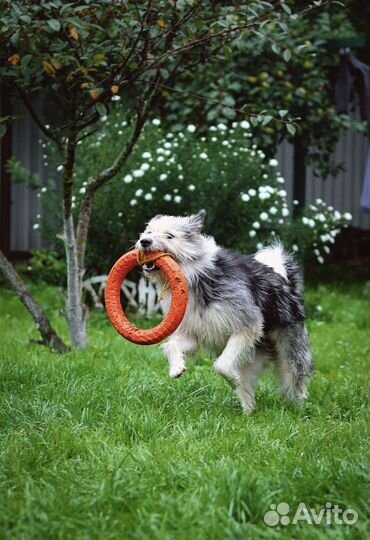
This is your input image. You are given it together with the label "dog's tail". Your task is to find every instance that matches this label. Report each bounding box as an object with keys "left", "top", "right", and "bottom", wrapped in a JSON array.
[{"left": 254, "top": 241, "right": 302, "bottom": 293}]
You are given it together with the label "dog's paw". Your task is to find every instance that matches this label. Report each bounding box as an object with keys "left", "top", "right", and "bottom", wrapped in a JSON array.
[{"left": 169, "top": 364, "right": 186, "bottom": 379}]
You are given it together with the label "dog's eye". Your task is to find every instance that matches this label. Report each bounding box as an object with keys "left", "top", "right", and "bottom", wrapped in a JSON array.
[{"left": 165, "top": 233, "right": 174, "bottom": 239}]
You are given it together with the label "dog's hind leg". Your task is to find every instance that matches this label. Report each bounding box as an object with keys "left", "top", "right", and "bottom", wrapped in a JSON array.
[
  {"left": 162, "top": 334, "right": 197, "bottom": 378},
  {"left": 275, "top": 324, "right": 313, "bottom": 404}
]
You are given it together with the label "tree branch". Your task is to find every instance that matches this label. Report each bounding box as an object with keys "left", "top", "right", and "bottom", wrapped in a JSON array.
[
  {"left": 16, "top": 86, "right": 62, "bottom": 148},
  {"left": 0, "top": 250, "right": 68, "bottom": 353}
]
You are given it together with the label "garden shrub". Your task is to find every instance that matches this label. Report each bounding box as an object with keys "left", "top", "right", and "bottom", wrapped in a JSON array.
[{"left": 36, "top": 108, "right": 351, "bottom": 275}]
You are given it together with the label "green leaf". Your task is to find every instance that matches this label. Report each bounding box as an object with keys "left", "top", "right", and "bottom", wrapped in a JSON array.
[
  {"left": 47, "top": 19, "right": 61, "bottom": 32},
  {"left": 286, "top": 123, "right": 296, "bottom": 136},
  {"left": 283, "top": 49, "right": 291, "bottom": 62},
  {"left": 95, "top": 102, "right": 107, "bottom": 116},
  {"left": 271, "top": 43, "right": 280, "bottom": 54},
  {"left": 279, "top": 110, "right": 288, "bottom": 117},
  {"left": 20, "top": 15, "right": 31, "bottom": 24},
  {"left": 0, "top": 125, "right": 6, "bottom": 139},
  {"left": 262, "top": 115, "right": 273, "bottom": 126}
]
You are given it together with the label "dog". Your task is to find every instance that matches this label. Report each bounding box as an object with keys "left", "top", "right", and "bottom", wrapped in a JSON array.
[{"left": 135, "top": 210, "right": 313, "bottom": 413}]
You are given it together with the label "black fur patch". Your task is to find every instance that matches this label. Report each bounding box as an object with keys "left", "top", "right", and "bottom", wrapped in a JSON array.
[{"left": 191, "top": 248, "right": 305, "bottom": 334}]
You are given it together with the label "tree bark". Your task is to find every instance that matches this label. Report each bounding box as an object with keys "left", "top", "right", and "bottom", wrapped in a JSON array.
[
  {"left": 64, "top": 214, "right": 88, "bottom": 349},
  {"left": 0, "top": 249, "right": 68, "bottom": 353}
]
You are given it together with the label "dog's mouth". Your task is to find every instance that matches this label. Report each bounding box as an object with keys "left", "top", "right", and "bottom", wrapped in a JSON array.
[{"left": 142, "top": 261, "right": 158, "bottom": 274}]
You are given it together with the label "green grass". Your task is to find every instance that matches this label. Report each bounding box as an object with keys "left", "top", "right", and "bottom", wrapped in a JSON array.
[{"left": 0, "top": 279, "right": 369, "bottom": 540}]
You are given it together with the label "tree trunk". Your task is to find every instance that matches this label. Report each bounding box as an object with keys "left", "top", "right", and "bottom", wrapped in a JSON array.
[
  {"left": 63, "top": 214, "right": 88, "bottom": 349},
  {"left": 0, "top": 249, "right": 68, "bottom": 353}
]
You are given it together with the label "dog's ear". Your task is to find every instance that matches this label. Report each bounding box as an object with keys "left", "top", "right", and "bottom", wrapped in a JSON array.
[
  {"left": 151, "top": 214, "right": 163, "bottom": 221},
  {"left": 189, "top": 209, "right": 206, "bottom": 232}
]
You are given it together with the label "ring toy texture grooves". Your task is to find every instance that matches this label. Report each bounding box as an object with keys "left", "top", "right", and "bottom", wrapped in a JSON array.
[{"left": 105, "top": 249, "right": 188, "bottom": 345}]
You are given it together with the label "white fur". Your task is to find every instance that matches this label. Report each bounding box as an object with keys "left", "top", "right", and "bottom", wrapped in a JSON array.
[{"left": 254, "top": 243, "right": 288, "bottom": 280}]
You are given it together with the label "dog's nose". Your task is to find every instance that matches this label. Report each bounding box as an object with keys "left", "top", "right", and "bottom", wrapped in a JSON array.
[{"left": 140, "top": 238, "right": 153, "bottom": 248}]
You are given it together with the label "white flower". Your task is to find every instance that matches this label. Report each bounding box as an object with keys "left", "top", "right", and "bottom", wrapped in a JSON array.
[
  {"left": 33, "top": 223, "right": 40, "bottom": 230},
  {"left": 293, "top": 199, "right": 299, "bottom": 206},
  {"left": 256, "top": 242, "right": 264, "bottom": 250},
  {"left": 317, "top": 256, "right": 324, "bottom": 264},
  {"left": 199, "top": 152, "right": 208, "bottom": 160},
  {"left": 282, "top": 208, "right": 289, "bottom": 217},
  {"left": 248, "top": 188, "right": 257, "bottom": 197},
  {"left": 314, "top": 249, "right": 320, "bottom": 256},
  {"left": 178, "top": 175, "right": 184, "bottom": 180},
  {"left": 269, "top": 158, "right": 278, "bottom": 167},
  {"left": 57, "top": 165, "right": 63, "bottom": 172},
  {"left": 277, "top": 176, "right": 285, "bottom": 184},
  {"left": 174, "top": 195, "right": 182, "bottom": 203},
  {"left": 188, "top": 184, "right": 195, "bottom": 191},
  {"left": 187, "top": 124, "right": 196, "bottom": 133},
  {"left": 152, "top": 118, "right": 161, "bottom": 126},
  {"left": 316, "top": 213, "right": 326, "bottom": 222},
  {"left": 315, "top": 198, "right": 323, "bottom": 204},
  {"left": 278, "top": 189, "right": 287, "bottom": 197},
  {"left": 252, "top": 221, "right": 260, "bottom": 229},
  {"left": 135, "top": 189, "right": 143, "bottom": 197},
  {"left": 123, "top": 174, "right": 133, "bottom": 183},
  {"left": 343, "top": 212, "right": 352, "bottom": 220},
  {"left": 334, "top": 210, "right": 341, "bottom": 220},
  {"left": 269, "top": 206, "right": 278, "bottom": 215},
  {"left": 101, "top": 115, "right": 108, "bottom": 122},
  {"left": 217, "top": 123, "right": 227, "bottom": 131},
  {"left": 308, "top": 219, "right": 315, "bottom": 228},
  {"left": 260, "top": 212, "right": 269, "bottom": 221},
  {"left": 118, "top": 212, "right": 123, "bottom": 217},
  {"left": 111, "top": 95, "right": 121, "bottom": 102},
  {"left": 133, "top": 169, "right": 144, "bottom": 178},
  {"left": 292, "top": 244, "right": 298, "bottom": 252},
  {"left": 142, "top": 152, "right": 151, "bottom": 159},
  {"left": 159, "top": 173, "right": 168, "bottom": 181},
  {"left": 240, "top": 120, "right": 250, "bottom": 129},
  {"left": 164, "top": 194, "right": 172, "bottom": 201},
  {"left": 249, "top": 230, "right": 256, "bottom": 238},
  {"left": 157, "top": 156, "right": 165, "bottom": 162},
  {"left": 302, "top": 216, "right": 309, "bottom": 225},
  {"left": 79, "top": 187, "right": 86, "bottom": 194},
  {"left": 259, "top": 192, "right": 271, "bottom": 200},
  {"left": 141, "top": 163, "right": 150, "bottom": 171},
  {"left": 164, "top": 142, "right": 172, "bottom": 149},
  {"left": 151, "top": 186, "right": 157, "bottom": 192},
  {"left": 241, "top": 193, "right": 250, "bottom": 202},
  {"left": 41, "top": 187, "right": 47, "bottom": 193},
  {"left": 211, "top": 136, "right": 217, "bottom": 142},
  {"left": 144, "top": 193, "right": 153, "bottom": 201},
  {"left": 210, "top": 125, "right": 217, "bottom": 131},
  {"left": 130, "top": 199, "right": 137, "bottom": 206},
  {"left": 323, "top": 245, "right": 330, "bottom": 254}
]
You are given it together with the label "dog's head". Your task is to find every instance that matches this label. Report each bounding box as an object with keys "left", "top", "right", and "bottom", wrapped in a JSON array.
[{"left": 135, "top": 210, "right": 206, "bottom": 274}]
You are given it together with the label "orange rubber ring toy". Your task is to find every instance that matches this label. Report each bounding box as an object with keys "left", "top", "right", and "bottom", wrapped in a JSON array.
[{"left": 105, "top": 249, "right": 188, "bottom": 345}]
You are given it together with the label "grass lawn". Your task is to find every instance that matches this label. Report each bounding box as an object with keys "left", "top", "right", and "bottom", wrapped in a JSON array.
[{"left": 0, "top": 278, "right": 369, "bottom": 540}]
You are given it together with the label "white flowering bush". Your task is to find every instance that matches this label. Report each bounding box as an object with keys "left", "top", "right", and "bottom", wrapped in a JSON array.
[{"left": 36, "top": 108, "right": 351, "bottom": 273}]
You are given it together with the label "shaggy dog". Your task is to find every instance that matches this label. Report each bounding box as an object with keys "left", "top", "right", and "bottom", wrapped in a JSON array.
[{"left": 136, "top": 210, "right": 313, "bottom": 413}]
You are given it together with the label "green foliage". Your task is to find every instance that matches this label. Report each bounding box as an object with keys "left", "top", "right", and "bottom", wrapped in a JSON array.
[
  {"left": 156, "top": 3, "right": 368, "bottom": 177},
  {"left": 0, "top": 281, "right": 368, "bottom": 539},
  {"left": 38, "top": 108, "right": 351, "bottom": 275},
  {"left": 26, "top": 250, "right": 67, "bottom": 286},
  {"left": 0, "top": 0, "right": 306, "bottom": 143}
]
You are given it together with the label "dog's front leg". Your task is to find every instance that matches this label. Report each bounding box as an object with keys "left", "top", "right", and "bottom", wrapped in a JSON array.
[
  {"left": 213, "top": 330, "right": 260, "bottom": 387},
  {"left": 161, "top": 334, "right": 197, "bottom": 378}
]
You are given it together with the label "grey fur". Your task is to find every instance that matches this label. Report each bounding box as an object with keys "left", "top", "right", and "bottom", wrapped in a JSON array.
[{"left": 136, "top": 212, "right": 313, "bottom": 412}]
